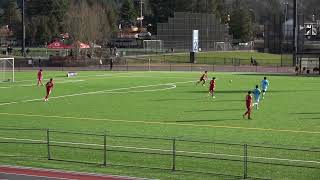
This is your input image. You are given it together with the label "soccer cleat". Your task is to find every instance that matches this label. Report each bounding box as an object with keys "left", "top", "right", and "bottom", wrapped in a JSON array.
[{"left": 212, "top": 96, "right": 216, "bottom": 98}]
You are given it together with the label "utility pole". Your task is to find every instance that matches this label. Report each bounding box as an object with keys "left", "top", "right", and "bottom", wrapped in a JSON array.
[
  {"left": 138, "top": 0, "right": 144, "bottom": 28},
  {"left": 22, "top": 0, "right": 26, "bottom": 57},
  {"left": 293, "top": 0, "right": 298, "bottom": 66},
  {"left": 282, "top": 1, "right": 289, "bottom": 55}
]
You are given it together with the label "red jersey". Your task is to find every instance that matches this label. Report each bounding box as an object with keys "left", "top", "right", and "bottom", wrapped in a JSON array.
[
  {"left": 209, "top": 80, "right": 215, "bottom": 89},
  {"left": 246, "top": 95, "right": 252, "bottom": 106},
  {"left": 46, "top": 81, "right": 54, "bottom": 90},
  {"left": 38, "top": 71, "right": 43, "bottom": 79}
]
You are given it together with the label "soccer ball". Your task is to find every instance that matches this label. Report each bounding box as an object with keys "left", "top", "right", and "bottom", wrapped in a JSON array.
[{"left": 229, "top": 80, "right": 232, "bottom": 83}]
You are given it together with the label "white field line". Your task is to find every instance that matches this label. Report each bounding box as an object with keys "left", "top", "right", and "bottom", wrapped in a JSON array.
[
  {"left": 0, "top": 71, "right": 153, "bottom": 84},
  {"left": 1, "top": 112, "right": 319, "bottom": 135},
  {"left": 0, "top": 80, "right": 85, "bottom": 89},
  {"left": 0, "top": 72, "right": 194, "bottom": 89},
  {"left": 0, "top": 81, "right": 192, "bottom": 106},
  {"left": 0, "top": 136, "right": 319, "bottom": 165}
]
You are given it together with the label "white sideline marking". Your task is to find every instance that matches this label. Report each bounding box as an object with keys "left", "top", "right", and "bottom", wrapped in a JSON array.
[
  {"left": 0, "top": 80, "right": 192, "bottom": 106},
  {"left": 0, "top": 112, "right": 319, "bottom": 135},
  {"left": 0, "top": 136, "right": 319, "bottom": 165}
]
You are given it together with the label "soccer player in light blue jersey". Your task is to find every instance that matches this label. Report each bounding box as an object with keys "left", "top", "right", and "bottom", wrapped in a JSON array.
[
  {"left": 261, "top": 77, "right": 269, "bottom": 99},
  {"left": 253, "top": 85, "right": 261, "bottom": 110}
]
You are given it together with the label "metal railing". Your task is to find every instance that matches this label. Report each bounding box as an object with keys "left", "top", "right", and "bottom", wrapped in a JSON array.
[
  {"left": 11, "top": 61, "right": 295, "bottom": 74},
  {"left": 0, "top": 127, "right": 319, "bottom": 179}
]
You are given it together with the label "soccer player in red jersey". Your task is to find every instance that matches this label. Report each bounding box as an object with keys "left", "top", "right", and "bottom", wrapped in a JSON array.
[
  {"left": 37, "top": 69, "right": 43, "bottom": 86},
  {"left": 209, "top": 77, "right": 216, "bottom": 98},
  {"left": 243, "top": 91, "right": 253, "bottom": 119},
  {"left": 196, "top": 71, "right": 208, "bottom": 86},
  {"left": 44, "top": 78, "right": 54, "bottom": 102}
]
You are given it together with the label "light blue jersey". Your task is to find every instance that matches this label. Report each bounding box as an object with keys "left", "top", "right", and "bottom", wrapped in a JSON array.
[
  {"left": 253, "top": 88, "right": 261, "bottom": 101},
  {"left": 261, "top": 80, "right": 269, "bottom": 90}
]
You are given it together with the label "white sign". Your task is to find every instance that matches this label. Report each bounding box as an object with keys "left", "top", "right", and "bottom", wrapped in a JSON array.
[{"left": 192, "top": 30, "right": 199, "bottom": 52}]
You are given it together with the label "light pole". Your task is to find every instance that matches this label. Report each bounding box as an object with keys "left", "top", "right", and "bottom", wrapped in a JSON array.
[
  {"left": 137, "top": 0, "right": 144, "bottom": 28},
  {"left": 22, "top": 0, "right": 26, "bottom": 57},
  {"left": 293, "top": 0, "right": 298, "bottom": 66},
  {"left": 283, "top": 1, "right": 289, "bottom": 48}
]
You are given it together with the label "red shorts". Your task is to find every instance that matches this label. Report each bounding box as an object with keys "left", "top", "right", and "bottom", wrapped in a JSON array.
[
  {"left": 46, "top": 88, "right": 52, "bottom": 94},
  {"left": 209, "top": 87, "right": 215, "bottom": 91}
]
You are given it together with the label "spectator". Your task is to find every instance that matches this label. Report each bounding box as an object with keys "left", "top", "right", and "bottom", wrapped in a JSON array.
[
  {"left": 295, "top": 66, "right": 299, "bottom": 75},
  {"left": 250, "top": 56, "right": 254, "bottom": 66},
  {"left": 6, "top": 45, "right": 10, "bottom": 55},
  {"left": 113, "top": 47, "right": 118, "bottom": 56},
  {"left": 7, "top": 45, "right": 12, "bottom": 55},
  {"left": 110, "top": 58, "right": 113, "bottom": 70},
  {"left": 38, "top": 58, "right": 41, "bottom": 67},
  {"left": 302, "top": 67, "right": 307, "bottom": 74}
]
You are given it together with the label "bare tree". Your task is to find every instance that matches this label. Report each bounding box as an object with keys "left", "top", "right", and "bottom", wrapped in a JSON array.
[{"left": 63, "top": 0, "right": 113, "bottom": 44}]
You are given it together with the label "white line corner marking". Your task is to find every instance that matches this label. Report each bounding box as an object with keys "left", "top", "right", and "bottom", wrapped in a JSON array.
[{"left": 0, "top": 81, "right": 193, "bottom": 106}]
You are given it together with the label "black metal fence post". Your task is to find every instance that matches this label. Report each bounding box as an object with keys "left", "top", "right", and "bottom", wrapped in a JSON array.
[
  {"left": 243, "top": 144, "right": 248, "bottom": 179},
  {"left": 46, "top": 129, "right": 51, "bottom": 160},
  {"left": 318, "top": 57, "right": 320, "bottom": 75},
  {"left": 172, "top": 138, "right": 176, "bottom": 171},
  {"left": 103, "top": 132, "right": 107, "bottom": 166}
]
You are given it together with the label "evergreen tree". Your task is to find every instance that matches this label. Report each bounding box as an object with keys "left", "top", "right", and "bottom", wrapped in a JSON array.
[
  {"left": 26, "top": 0, "right": 69, "bottom": 44},
  {"left": 229, "top": 2, "right": 253, "bottom": 42},
  {"left": 2, "top": 0, "right": 21, "bottom": 31},
  {"left": 120, "top": 0, "right": 137, "bottom": 22}
]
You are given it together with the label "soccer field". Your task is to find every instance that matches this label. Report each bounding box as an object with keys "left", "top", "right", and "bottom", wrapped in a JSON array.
[{"left": 0, "top": 71, "right": 319, "bottom": 179}]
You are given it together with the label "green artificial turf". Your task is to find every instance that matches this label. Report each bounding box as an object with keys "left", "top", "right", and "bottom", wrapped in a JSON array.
[
  {"left": 0, "top": 71, "right": 319, "bottom": 179},
  {"left": 126, "top": 51, "right": 292, "bottom": 66}
]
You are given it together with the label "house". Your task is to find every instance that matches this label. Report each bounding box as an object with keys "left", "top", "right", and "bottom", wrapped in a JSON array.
[{"left": 0, "top": 25, "right": 16, "bottom": 46}]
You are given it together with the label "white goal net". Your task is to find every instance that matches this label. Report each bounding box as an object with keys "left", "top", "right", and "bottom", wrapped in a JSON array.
[
  {"left": 143, "top": 40, "right": 163, "bottom": 52},
  {"left": 0, "top": 57, "right": 15, "bottom": 82}
]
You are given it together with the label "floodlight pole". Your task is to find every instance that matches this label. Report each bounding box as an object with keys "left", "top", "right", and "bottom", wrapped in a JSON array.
[
  {"left": 293, "top": 0, "right": 298, "bottom": 66},
  {"left": 139, "top": 0, "right": 143, "bottom": 28},
  {"left": 22, "top": 0, "right": 26, "bottom": 57}
]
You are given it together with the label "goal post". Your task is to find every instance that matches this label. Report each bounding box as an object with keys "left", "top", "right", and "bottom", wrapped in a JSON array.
[
  {"left": 0, "top": 57, "right": 15, "bottom": 82},
  {"left": 143, "top": 40, "right": 163, "bottom": 52}
]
